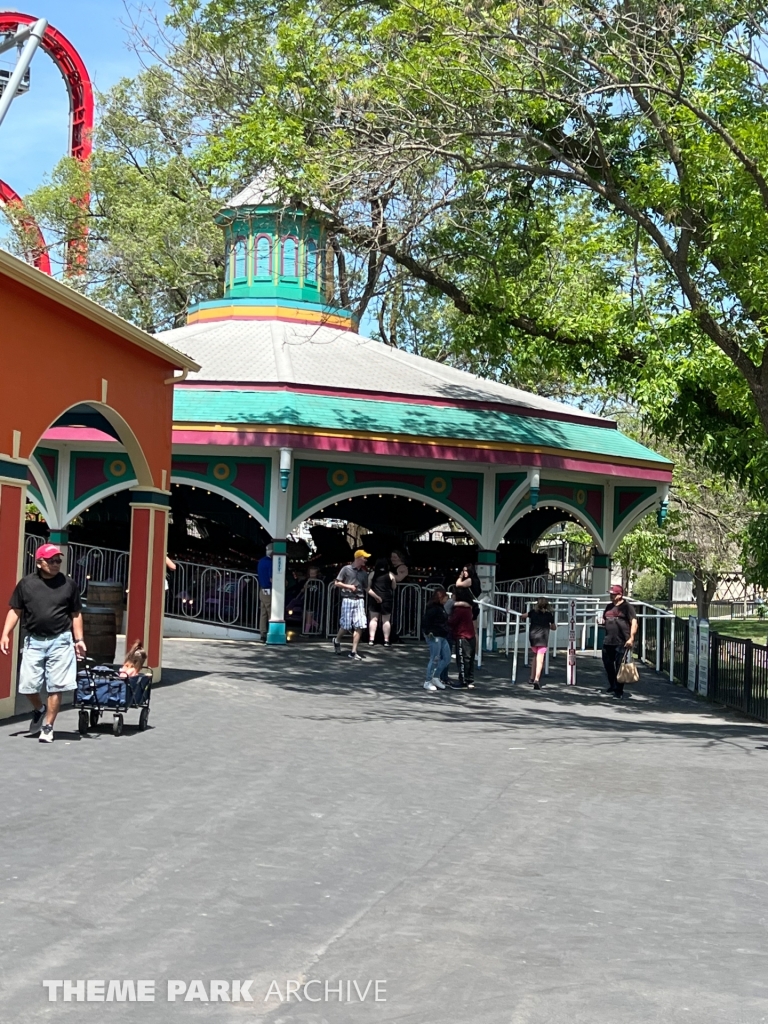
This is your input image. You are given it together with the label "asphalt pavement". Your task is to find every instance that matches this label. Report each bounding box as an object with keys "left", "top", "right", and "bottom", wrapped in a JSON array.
[{"left": 2, "top": 637, "right": 767, "bottom": 1023}]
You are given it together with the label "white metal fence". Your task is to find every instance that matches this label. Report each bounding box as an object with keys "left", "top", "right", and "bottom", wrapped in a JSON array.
[
  {"left": 479, "top": 592, "right": 676, "bottom": 680},
  {"left": 165, "top": 559, "right": 261, "bottom": 631},
  {"left": 23, "top": 534, "right": 38, "bottom": 576},
  {"left": 496, "top": 575, "right": 588, "bottom": 597},
  {"left": 69, "top": 542, "right": 130, "bottom": 595}
]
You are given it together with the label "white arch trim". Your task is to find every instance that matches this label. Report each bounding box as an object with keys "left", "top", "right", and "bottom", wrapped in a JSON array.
[
  {"left": 171, "top": 475, "right": 271, "bottom": 534},
  {"left": 37, "top": 401, "right": 154, "bottom": 488},
  {"left": 27, "top": 456, "right": 58, "bottom": 528},
  {"left": 500, "top": 500, "right": 606, "bottom": 554},
  {"left": 66, "top": 477, "right": 139, "bottom": 526},
  {"left": 489, "top": 478, "right": 533, "bottom": 549},
  {"left": 609, "top": 493, "right": 663, "bottom": 552},
  {"left": 290, "top": 486, "right": 483, "bottom": 543}
]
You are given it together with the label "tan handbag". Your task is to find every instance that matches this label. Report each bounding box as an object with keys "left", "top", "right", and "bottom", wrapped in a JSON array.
[{"left": 617, "top": 650, "right": 639, "bottom": 684}]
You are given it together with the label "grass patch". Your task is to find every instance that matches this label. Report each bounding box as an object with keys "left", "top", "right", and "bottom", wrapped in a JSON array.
[{"left": 706, "top": 619, "right": 768, "bottom": 645}]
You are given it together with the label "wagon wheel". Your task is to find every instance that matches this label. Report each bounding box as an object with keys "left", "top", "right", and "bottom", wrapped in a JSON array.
[
  {"left": 78, "top": 710, "right": 89, "bottom": 735},
  {"left": 89, "top": 709, "right": 100, "bottom": 729},
  {"left": 138, "top": 707, "right": 149, "bottom": 732},
  {"left": 113, "top": 714, "right": 124, "bottom": 736}
]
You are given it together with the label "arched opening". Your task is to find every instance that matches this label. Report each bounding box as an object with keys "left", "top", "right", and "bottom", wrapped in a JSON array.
[
  {"left": 281, "top": 235, "right": 299, "bottom": 279},
  {"left": 305, "top": 238, "right": 318, "bottom": 284},
  {"left": 498, "top": 503, "right": 601, "bottom": 590},
  {"left": 286, "top": 490, "right": 481, "bottom": 642},
  {"left": 234, "top": 236, "right": 248, "bottom": 282},
  {"left": 254, "top": 234, "right": 272, "bottom": 279}
]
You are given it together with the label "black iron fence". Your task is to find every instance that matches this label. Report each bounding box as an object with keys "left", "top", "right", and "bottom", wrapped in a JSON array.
[
  {"left": 656, "top": 616, "right": 768, "bottom": 723},
  {"left": 709, "top": 634, "right": 768, "bottom": 723}
]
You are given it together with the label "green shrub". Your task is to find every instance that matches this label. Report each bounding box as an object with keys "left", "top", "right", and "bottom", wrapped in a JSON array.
[{"left": 631, "top": 571, "right": 669, "bottom": 604}]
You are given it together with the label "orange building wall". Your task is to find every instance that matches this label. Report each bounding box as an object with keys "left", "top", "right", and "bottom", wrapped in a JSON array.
[{"left": 0, "top": 273, "right": 173, "bottom": 484}]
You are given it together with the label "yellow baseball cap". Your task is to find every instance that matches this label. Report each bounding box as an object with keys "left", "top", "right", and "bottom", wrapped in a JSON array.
[{"left": 354, "top": 549, "right": 371, "bottom": 559}]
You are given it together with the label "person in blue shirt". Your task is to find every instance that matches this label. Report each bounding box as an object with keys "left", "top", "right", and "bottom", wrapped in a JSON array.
[{"left": 257, "top": 544, "right": 273, "bottom": 642}]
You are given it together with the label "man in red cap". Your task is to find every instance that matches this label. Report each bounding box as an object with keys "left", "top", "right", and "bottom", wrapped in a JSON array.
[
  {"left": 1, "top": 544, "right": 87, "bottom": 742},
  {"left": 600, "top": 584, "right": 638, "bottom": 699}
]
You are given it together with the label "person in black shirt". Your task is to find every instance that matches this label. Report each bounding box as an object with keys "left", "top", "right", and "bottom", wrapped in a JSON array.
[
  {"left": 522, "top": 598, "right": 556, "bottom": 689},
  {"left": 600, "top": 584, "right": 638, "bottom": 699},
  {"left": 1, "top": 543, "right": 86, "bottom": 742},
  {"left": 421, "top": 587, "right": 451, "bottom": 691},
  {"left": 367, "top": 558, "right": 396, "bottom": 646}
]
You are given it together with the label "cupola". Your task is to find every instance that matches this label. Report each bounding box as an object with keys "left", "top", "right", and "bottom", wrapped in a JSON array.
[{"left": 186, "top": 173, "right": 355, "bottom": 331}]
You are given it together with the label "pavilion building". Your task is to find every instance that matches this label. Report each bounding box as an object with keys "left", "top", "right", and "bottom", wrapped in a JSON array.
[{"left": 24, "top": 179, "right": 673, "bottom": 645}]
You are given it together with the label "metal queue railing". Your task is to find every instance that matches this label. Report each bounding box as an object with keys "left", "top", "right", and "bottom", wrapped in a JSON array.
[
  {"left": 68, "top": 542, "right": 130, "bottom": 596},
  {"left": 479, "top": 593, "right": 677, "bottom": 681},
  {"left": 165, "top": 559, "right": 261, "bottom": 631}
]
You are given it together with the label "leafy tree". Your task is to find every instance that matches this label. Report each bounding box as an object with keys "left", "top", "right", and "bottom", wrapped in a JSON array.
[
  {"left": 12, "top": 0, "right": 768, "bottom": 502},
  {"left": 7, "top": 67, "right": 223, "bottom": 331},
  {"left": 167, "top": 0, "right": 768, "bottom": 494},
  {"left": 613, "top": 425, "right": 755, "bottom": 617}
]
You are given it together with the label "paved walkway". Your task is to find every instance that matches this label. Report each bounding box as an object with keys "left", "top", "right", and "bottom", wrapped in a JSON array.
[{"left": 3, "top": 639, "right": 768, "bottom": 1023}]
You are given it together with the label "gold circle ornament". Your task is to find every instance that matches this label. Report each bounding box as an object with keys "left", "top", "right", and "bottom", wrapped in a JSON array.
[
  {"left": 576, "top": 488, "right": 587, "bottom": 506},
  {"left": 213, "top": 463, "right": 231, "bottom": 481},
  {"left": 431, "top": 476, "right": 447, "bottom": 494},
  {"left": 109, "top": 459, "right": 126, "bottom": 477},
  {"left": 331, "top": 468, "right": 349, "bottom": 487}
]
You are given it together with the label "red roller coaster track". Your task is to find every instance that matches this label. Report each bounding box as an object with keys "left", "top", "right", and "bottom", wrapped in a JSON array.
[{"left": 0, "top": 12, "right": 93, "bottom": 274}]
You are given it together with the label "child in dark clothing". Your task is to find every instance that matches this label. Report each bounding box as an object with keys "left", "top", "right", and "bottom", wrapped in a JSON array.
[{"left": 448, "top": 601, "right": 476, "bottom": 688}]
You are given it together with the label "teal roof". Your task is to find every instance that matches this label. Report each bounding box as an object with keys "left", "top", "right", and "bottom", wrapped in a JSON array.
[{"left": 173, "top": 389, "right": 672, "bottom": 467}]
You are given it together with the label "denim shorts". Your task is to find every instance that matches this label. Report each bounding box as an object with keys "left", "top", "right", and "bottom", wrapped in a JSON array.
[{"left": 18, "top": 631, "right": 77, "bottom": 694}]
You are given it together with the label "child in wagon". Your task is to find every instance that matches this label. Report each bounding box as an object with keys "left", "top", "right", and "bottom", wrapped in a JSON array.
[{"left": 120, "top": 640, "right": 147, "bottom": 677}]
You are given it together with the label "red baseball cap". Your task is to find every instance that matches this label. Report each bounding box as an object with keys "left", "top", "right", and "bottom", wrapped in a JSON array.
[
  {"left": 36, "top": 543, "right": 62, "bottom": 561},
  {"left": 609, "top": 584, "right": 624, "bottom": 595}
]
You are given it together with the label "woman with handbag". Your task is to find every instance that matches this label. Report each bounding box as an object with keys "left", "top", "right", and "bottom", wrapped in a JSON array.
[{"left": 600, "top": 584, "right": 638, "bottom": 699}]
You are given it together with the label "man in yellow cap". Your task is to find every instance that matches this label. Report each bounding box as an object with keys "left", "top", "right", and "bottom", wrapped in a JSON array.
[{"left": 333, "top": 549, "right": 370, "bottom": 660}]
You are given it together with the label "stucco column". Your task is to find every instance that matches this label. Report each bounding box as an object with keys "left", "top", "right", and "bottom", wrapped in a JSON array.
[
  {"left": 477, "top": 549, "right": 497, "bottom": 652},
  {"left": 267, "top": 539, "right": 288, "bottom": 645},
  {"left": 126, "top": 489, "right": 170, "bottom": 679},
  {"left": 592, "top": 552, "right": 611, "bottom": 596},
  {"left": 0, "top": 461, "right": 27, "bottom": 719}
]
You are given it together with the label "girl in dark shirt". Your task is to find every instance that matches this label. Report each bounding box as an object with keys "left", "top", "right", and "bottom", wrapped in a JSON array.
[{"left": 522, "top": 598, "right": 556, "bottom": 689}]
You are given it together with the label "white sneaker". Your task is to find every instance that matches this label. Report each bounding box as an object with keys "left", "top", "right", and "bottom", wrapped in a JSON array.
[
  {"left": 423, "top": 680, "right": 438, "bottom": 691},
  {"left": 39, "top": 724, "right": 54, "bottom": 743},
  {"left": 433, "top": 679, "right": 446, "bottom": 689}
]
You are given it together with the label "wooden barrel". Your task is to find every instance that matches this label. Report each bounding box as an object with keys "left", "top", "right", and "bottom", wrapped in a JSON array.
[
  {"left": 86, "top": 581, "right": 125, "bottom": 631},
  {"left": 82, "top": 606, "right": 117, "bottom": 665}
]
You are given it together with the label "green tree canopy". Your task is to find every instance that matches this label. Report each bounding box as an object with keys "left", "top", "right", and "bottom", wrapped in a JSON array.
[{"left": 12, "top": 0, "right": 768, "bottom": 496}]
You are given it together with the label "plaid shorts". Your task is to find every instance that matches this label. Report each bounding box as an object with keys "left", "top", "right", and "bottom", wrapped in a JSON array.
[{"left": 339, "top": 598, "right": 366, "bottom": 631}]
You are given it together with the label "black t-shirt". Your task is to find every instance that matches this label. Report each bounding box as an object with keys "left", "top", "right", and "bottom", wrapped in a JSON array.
[
  {"left": 422, "top": 603, "right": 449, "bottom": 639},
  {"left": 528, "top": 609, "right": 555, "bottom": 647},
  {"left": 9, "top": 572, "right": 82, "bottom": 637},
  {"left": 603, "top": 600, "right": 636, "bottom": 646}
]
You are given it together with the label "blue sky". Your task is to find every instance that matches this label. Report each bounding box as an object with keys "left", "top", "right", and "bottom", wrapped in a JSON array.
[{"left": 0, "top": 1, "right": 168, "bottom": 202}]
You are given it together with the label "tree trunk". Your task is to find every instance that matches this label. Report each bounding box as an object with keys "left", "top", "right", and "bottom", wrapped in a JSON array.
[{"left": 693, "top": 575, "right": 718, "bottom": 619}]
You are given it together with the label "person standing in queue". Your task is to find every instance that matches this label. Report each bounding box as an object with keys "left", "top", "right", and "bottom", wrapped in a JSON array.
[
  {"left": 447, "top": 596, "right": 476, "bottom": 688},
  {"left": 257, "top": 544, "right": 273, "bottom": 643},
  {"left": 422, "top": 587, "right": 451, "bottom": 691},
  {"left": 388, "top": 549, "right": 410, "bottom": 642},
  {"left": 368, "top": 557, "right": 395, "bottom": 646},
  {"left": 333, "top": 549, "right": 370, "bottom": 660},
  {"left": 601, "top": 584, "right": 638, "bottom": 699},
  {"left": 454, "top": 563, "right": 482, "bottom": 642},
  {"left": 0, "top": 544, "right": 87, "bottom": 743}
]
